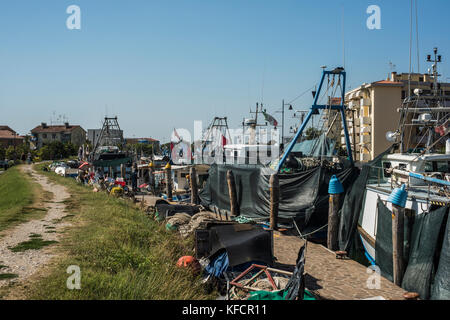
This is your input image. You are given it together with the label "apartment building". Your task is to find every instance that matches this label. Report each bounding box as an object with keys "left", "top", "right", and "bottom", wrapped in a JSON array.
[{"left": 342, "top": 72, "right": 450, "bottom": 162}]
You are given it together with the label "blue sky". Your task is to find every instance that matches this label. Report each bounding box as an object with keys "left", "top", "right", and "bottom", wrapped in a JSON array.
[{"left": 0, "top": 0, "right": 449, "bottom": 142}]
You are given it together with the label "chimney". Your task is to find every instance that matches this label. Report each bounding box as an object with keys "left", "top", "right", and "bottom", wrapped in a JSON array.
[
  {"left": 390, "top": 72, "right": 397, "bottom": 82},
  {"left": 64, "top": 122, "right": 70, "bottom": 128},
  {"left": 41, "top": 122, "right": 48, "bottom": 128}
]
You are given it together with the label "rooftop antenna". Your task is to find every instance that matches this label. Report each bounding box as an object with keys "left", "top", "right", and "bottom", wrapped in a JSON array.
[
  {"left": 342, "top": 5, "right": 345, "bottom": 69},
  {"left": 408, "top": 0, "right": 413, "bottom": 98},
  {"left": 415, "top": 0, "right": 420, "bottom": 74},
  {"left": 389, "top": 61, "right": 397, "bottom": 71},
  {"left": 261, "top": 61, "right": 266, "bottom": 104},
  {"left": 426, "top": 47, "right": 442, "bottom": 96}
]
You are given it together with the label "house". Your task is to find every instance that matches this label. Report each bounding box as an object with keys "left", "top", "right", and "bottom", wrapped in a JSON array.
[
  {"left": 0, "top": 126, "right": 24, "bottom": 147},
  {"left": 30, "top": 122, "right": 86, "bottom": 149}
]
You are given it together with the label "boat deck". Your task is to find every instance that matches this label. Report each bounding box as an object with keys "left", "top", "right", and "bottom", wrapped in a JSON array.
[
  {"left": 273, "top": 232, "right": 408, "bottom": 300},
  {"left": 367, "top": 182, "right": 450, "bottom": 205}
]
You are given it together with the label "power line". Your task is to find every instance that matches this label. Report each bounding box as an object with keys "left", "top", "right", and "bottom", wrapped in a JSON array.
[{"left": 287, "top": 85, "right": 316, "bottom": 105}]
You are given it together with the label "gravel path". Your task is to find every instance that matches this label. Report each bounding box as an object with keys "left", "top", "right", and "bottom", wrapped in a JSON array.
[{"left": 0, "top": 165, "right": 70, "bottom": 292}]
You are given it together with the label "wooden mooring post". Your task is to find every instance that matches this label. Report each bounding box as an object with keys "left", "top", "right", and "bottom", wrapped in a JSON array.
[
  {"left": 269, "top": 173, "right": 279, "bottom": 230},
  {"left": 328, "top": 175, "right": 344, "bottom": 251},
  {"left": 392, "top": 204, "right": 405, "bottom": 286},
  {"left": 190, "top": 166, "right": 199, "bottom": 205},
  {"left": 149, "top": 163, "right": 155, "bottom": 195},
  {"left": 120, "top": 164, "right": 125, "bottom": 179},
  {"left": 226, "top": 170, "right": 238, "bottom": 218},
  {"left": 327, "top": 193, "right": 340, "bottom": 251},
  {"left": 387, "top": 184, "right": 407, "bottom": 286},
  {"left": 165, "top": 163, "right": 172, "bottom": 201}
]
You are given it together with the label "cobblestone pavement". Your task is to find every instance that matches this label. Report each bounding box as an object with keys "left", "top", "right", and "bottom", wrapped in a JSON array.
[{"left": 273, "top": 232, "right": 407, "bottom": 300}]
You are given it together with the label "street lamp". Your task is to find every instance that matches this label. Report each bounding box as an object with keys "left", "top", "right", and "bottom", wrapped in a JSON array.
[{"left": 279, "top": 100, "right": 294, "bottom": 151}]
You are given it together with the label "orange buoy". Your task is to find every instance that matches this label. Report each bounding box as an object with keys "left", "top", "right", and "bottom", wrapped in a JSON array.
[{"left": 176, "top": 256, "right": 201, "bottom": 274}]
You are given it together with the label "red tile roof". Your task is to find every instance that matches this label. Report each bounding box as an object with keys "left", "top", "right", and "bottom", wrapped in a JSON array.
[
  {"left": 0, "top": 126, "right": 16, "bottom": 133},
  {"left": 31, "top": 125, "right": 84, "bottom": 134},
  {"left": 0, "top": 130, "right": 23, "bottom": 139}
]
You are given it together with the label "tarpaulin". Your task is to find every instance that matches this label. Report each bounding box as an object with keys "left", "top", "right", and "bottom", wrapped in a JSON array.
[
  {"left": 338, "top": 146, "right": 395, "bottom": 254},
  {"left": 402, "top": 206, "right": 448, "bottom": 300},
  {"left": 197, "top": 224, "right": 274, "bottom": 267},
  {"left": 155, "top": 202, "right": 200, "bottom": 219},
  {"left": 431, "top": 214, "right": 450, "bottom": 300},
  {"left": 284, "top": 244, "right": 306, "bottom": 300},
  {"left": 205, "top": 251, "right": 229, "bottom": 278},
  {"left": 374, "top": 199, "right": 412, "bottom": 282},
  {"left": 199, "top": 163, "right": 359, "bottom": 233}
]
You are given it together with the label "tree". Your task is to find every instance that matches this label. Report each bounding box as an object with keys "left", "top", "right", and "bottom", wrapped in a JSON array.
[
  {"left": 5, "top": 146, "right": 15, "bottom": 160},
  {"left": 37, "top": 141, "right": 78, "bottom": 160}
]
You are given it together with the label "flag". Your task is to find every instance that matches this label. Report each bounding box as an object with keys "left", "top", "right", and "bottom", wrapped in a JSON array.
[
  {"left": 222, "top": 134, "right": 228, "bottom": 147},
  {"left": 172, "top": 128, "right": 181, "bottom": 142},
  {"left": 435, "top": 120, "right": 449, "bottom": 136},
  {"left": 262, "top": 111, "right": 278, "bottom": 127}
]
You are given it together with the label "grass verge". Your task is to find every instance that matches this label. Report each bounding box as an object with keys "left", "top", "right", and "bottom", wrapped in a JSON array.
[
  {"left": 9, "top": 234, "right": 58, "bottom": 252},
  {"left": 0, "top": 274, "right": 18, "bottom": 280},
  {"left": 0, "top": 166, "right": 50, "bottom": 232},
  {"left": 26, "top": 162, "right": 214, "bottom": 300}
]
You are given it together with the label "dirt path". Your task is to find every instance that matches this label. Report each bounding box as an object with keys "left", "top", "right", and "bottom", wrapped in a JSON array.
[{"left": 0, "top": 165, "right": 71, "bottom": 297}]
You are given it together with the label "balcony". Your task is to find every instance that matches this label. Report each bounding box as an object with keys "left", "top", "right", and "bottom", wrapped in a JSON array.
[
  {"left": 360, "top": 98, "right": 371, "bottom": 107},
  {"left": 348, "top": 100, "right": 360, "bottom": 109},
  {"left": 360, "top": 134, "right": 371, "bottom": 144},
  {"left": 360, "top": 117, "right": 371, "bottom": 126}
]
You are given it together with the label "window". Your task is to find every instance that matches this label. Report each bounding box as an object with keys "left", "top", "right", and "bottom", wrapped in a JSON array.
[
  {"left": 43, "top": 134, "right": 47, "bottom": 139},
  {"left": 419, "top": 77, "right": 424, "bottom": 82},
  {"left": 436, "top": 161, "right": 450, "bottom": 173},
  {"left": 399, "top": 163, "right": 407, "bottom": 170},
  {"left": 424, "top": 161, "right": 434, "bottom": 173},
  {"left": 52, "top": 134, "right": 56, "bottom": 139},
  {"left": 383, "top": 161, "right": 392, "bottom": 178}
]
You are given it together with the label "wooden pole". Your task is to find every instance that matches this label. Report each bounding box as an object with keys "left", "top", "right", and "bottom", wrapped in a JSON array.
[
  {"left": 269, "top": 173, "right": 279, "bottom": 230},
  {"left": 149, "top": 166, "right": 155, "bottom": 195},
  {"left": 327, "top": 193, "right": 340, "bottom": 251},
  {"left": 109, "top": 166, "right": 114, "bottom": 179},
  {"left": 226, "top": 170, "right": 238, "bottom": 217},
  {"left": 165, "top": 165, "right": 172, "bottom": 201},
  {"left": 190, "top": 166, "right": 199, "bottom": 205},
  {"left": 120, "top": 164, "right": 125, "bottom": 179},
  {"left": 392, "top": 204, "right": 405, "bottom": 286}
]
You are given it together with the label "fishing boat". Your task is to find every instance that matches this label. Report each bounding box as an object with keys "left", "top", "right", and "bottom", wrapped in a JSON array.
[
  {"left": 351, "top": 48, "right": 450, "bottom": 299},
  {"left": 89, "top": 117, "right": 132, "bottom": 178}
]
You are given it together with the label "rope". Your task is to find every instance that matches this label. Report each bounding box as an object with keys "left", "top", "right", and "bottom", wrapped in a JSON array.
[
  {"left": 292, "top": 218, "right": 328, "bottom": 239},
  {"left": 232, "top": 216, "right": 269, "bottom": 223},
  {"left": 287, "top": 85, "right": 316, "bottom": 104}
]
